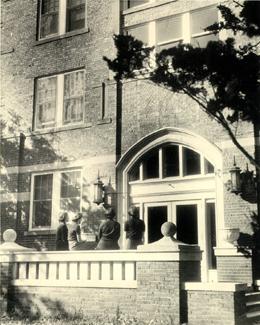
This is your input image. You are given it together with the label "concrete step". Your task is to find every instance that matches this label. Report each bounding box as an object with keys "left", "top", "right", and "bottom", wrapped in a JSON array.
[{"left": 246, "top": 290, "right": 260, "bottom": 322}]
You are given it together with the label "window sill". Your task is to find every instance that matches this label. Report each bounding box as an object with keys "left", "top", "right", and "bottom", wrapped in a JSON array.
[
  {"left": 32, "top": 122, "right": 93, "bottom": 136},
  {"left": 122, "top": 0, "right": 175, "bottom": 15},
  {"left": 97, "top": 118, "right": 112, "bottom": 125},
  {"left": 24, "top": 230, "right": 56, "bottom": 236},
  {"left": 35, "top": 28, "right": 89, "bottom": 46}
]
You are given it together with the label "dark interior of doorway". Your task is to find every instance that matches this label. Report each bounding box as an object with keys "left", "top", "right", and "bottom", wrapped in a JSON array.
[
  {"left": 176, "top": 204, "right": 198, "bottom": 244},
  {"left": 148, "top": 206, "right": 167, "bottom": 243}
]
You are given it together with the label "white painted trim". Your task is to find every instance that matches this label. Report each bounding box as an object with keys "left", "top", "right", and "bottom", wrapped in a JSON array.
[
  {"left": 214, "top": 247, "right": 251, "bottom": 256},
  {"left": 183, "top": 282, "right": 248, "bottom": 292},
  {"left": 0, "top": 249, "right": 201, "bottom": 262},
  {"left": 13, "top": 279, "right": 137, "bottom": 289},
  {"left": 29, "top": 168, "right": 83, "bottom": 231},
  {"left": 4, "top": 155, "right": 115, "bottom": 175}
]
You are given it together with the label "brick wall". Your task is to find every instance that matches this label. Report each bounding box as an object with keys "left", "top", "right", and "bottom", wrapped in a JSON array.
[
  {"left": 186, "top": 290, "right": 248, "bottom": 325},
  {"left": 217, "top": 256, "right": 253, "bottom": 284}
]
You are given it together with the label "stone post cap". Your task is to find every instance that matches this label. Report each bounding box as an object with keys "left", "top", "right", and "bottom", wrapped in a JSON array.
[
  {"left": 0, "top": 229, "right": 35, "bottom": 252},
  {"left": 137, "top": 222, "right": 200, "bottom": 252}
]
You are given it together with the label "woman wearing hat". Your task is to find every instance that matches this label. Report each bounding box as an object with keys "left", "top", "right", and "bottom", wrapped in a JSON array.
[
  {"left": 68, "top": 212, "right": 83, "bottom": 250},
  {"left": 56, "top": 212, "right": 69, "bottom": 251},
  {"left": 96, "top": 208, "right": 120, "bottom": 250}
]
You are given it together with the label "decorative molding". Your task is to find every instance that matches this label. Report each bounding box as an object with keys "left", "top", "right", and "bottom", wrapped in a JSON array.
[{"left": 183, "top": 282, "right": 248, "bottom": 292}]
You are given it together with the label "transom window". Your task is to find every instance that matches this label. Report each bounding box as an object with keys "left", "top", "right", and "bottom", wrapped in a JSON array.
[
  {"left": 126, "top": 6, "right": 218, "bottom": 49},
  {"left": 128, "top": 144, "right": 214, "bottom": 181},
  {"left": 39, "top": 0, "right": 86, "bottom": 40},
  {"left": 30, "top": 170, "right": 82, "bottom": 230},
  {"left": 35, "top": 69, "right": 85, "bottom": 129}
]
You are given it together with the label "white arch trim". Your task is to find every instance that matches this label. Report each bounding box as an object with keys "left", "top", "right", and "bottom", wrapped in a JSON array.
[
  {"left": 117, "top": 127, "right": 223, "bottom": 172},
  {"left": 116, "top": 127, "right": 225, "bottom": 255}
]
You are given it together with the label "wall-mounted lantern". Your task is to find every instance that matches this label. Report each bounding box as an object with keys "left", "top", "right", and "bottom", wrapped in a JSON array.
[
  {"left": 93, "top": 173, "right": 105, "bottom": 205},
  {"left": 228, "top": 157, "right": 242, "bottom": 194},
  {"left": 93, "top": 174, "right": 115, "bottom": 208}
]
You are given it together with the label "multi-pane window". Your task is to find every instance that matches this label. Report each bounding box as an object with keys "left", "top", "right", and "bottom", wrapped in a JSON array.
[
  {"left": 128, "top": 144, "right": 214, "bottom": 181},
  {"left": 125, "top": 6, "right": 218, "bottom": 49},
  {"left": 190, "top": 6, "right": 219, "bottom": 47},
  {"left": 39, "top": 0, "right": 86, "bottom": 40},
  {"left": 126, "top": 23, "right": 149, "bottom": 45},
  {"left": 63, "top": 70, "right": 85, "bottom": 124},
  {"left": 35, "top": 69, "right": 85, "bottom": 129},
  {"left": 40, "top": 0, "right": 59, "bottom": 39},
  {"left": 156, "top": 15, "right": 182, "bottom": 51},
  {"left": 60, "top": 171, "right": 81, "bottom": 213},
  {"left": 36, "top": 77, "right": 57, "bottom": 128},
  {"left": 32, "top": 174, "right": 53, "bottom": 228},
  {"left": 31, "top": 170, "right": 82, "bottom": 230}
]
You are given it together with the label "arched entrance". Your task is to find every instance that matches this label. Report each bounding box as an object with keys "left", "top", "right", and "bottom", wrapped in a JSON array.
[{"left": 117, "top": 127, "right": 224, "bottom": 281}]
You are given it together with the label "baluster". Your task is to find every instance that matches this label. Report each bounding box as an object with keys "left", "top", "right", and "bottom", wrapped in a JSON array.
[
  {"left": 125, "top": 262, "right": 135, "bottom": 281},
  {"left": 48, "top": 262, "right": 57, "bottom": 280},
  {"left": 19, "top": 263, "right": 27, "bottom": 279},
  {"left": 69, "top": 262, "right": 78, "bottom": 281},
  {"left": 28, "top": 262, "right": 37, "bottom": 280},
  {"left": 38, "top": 263, "right": 47, "bottom": 280},
  {"left": 90, "top": 262, "right": 99, "bottom": 281},
  {"left": 101, "top": 262, "right": 110, "bottom": 281},
  {"left": 113, "top": 262, "right": 123, "bottom": 281}
]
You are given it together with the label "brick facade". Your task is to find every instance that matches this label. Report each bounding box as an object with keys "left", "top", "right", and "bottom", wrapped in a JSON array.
[{"left": 1, "top": 0, "right": 259, "bottom": 289}]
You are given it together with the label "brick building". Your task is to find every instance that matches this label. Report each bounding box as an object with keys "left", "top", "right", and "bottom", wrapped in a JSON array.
[{"left": 1, "top": 0, "right": 259, "bottom": 287}]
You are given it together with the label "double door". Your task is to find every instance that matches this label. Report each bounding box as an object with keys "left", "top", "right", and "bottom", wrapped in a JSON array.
[{"left": 143, "top": 200, "right": 217, "bottom": 281}]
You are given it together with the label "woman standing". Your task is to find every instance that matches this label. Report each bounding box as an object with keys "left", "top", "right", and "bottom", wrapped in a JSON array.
[{"left": 56, "top": 212, "right": 69, "bottom": 251}]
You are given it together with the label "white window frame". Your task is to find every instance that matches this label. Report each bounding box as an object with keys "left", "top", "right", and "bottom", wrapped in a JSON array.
[
  {"left": 34, "top": 69, "right": 85, "bottom": 130},
  {"left": 38, "top": 0, "right": 87, "bottom": 40},
  {"left": 129, "top": 144, "right": 215, "bottom": 183},
  {"left": 29, "top": 169, "right": 82, "bottom": 231},
  {"left": 125, "top": 5, "right": 219, "bottom": 50}
]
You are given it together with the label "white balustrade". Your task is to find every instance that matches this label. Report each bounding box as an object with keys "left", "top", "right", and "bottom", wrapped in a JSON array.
[{"left": 4, "top": 251, "right": 139, "bottom": 288}]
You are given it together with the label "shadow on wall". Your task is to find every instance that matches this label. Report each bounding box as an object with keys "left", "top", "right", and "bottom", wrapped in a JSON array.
[
  {"left": 0, "top": 111, "right": 67, "bottom": 242},
  {"left": 237, "top": 211, "right": 260, "bottom": 279}
]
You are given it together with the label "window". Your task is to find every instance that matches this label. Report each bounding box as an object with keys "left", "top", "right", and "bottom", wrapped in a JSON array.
[
  {"left": 191, "top": 6, "right": 219, "bottom": 47},
  {"left": 162, "top": 145, "right": 179, "bottom": 177},
  {"left": 35, "top": 69, "right": 85, "bottom": 129},
  {"left": 31, "top": 170, "right": 82, "bottom": 230},
  {"left": 156, "top": 15, "right": 182, "bottom": 51},
  {"left": 128, "top": 144, "right": 215, "bottom": 182},
  {"left": 32, "top": 174, "right": 53, "bottom": 228},
  {"left": 39, "top": 0, "right": 86, "bottom": 39},
  {"left": 125, "top": 5, "right": 218, "bottom": 50},
  {"left": 143, "top": 149, "right": 159, "bottom": 179},
  {"left": 183, "top": 147, "right": 201, "bottom": 176},
  {"left": 60, "top": 170, "right": 81, "bottom": 212},
  {"left": 126, "top": 23, "right": 149, "bottom": 45}
]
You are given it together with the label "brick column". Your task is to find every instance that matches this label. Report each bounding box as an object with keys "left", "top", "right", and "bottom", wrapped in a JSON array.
[
  {"left": 136, "top": 222, "right": 201, "bottom": 324},
  {"left": 184, "top": 282, "right": 248, "bottom": 325},
  {"left": 215, "top": 247, "right": 253, "bottom": 285},
  {"left": 0, "top": 229, "right": 35, "bottom": 314}
]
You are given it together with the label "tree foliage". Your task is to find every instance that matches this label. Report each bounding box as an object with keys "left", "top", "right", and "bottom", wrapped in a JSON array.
[{"left": 104, "top": 0, "right": 260, "bottom": 170}]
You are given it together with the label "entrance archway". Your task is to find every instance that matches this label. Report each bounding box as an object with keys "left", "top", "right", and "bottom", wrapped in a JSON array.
[{"left": 117, "top": 127, "right": 224, "bottom": 281}]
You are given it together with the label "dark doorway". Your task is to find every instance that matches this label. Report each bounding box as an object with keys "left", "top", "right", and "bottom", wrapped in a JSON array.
[
  {"left": 176, "top": 204, "right": 198, "bottom": 244},
  {"left": 148, "top": 206, "right": 168, "bottom": 243}
]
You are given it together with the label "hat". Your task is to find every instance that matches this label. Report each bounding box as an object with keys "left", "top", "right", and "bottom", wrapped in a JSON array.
[
  {"left": 104, "top": 208, "right": 115, "bottom": 218},
  {"left": 59, "top": 212, "right": 68, "bottom": 222},
  {"left": 72, "top": 213, "right": 83, "bottom": 222}
]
